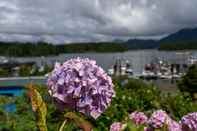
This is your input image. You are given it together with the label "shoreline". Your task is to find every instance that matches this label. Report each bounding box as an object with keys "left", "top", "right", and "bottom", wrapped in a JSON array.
[
  {"left": 1, "top": 49, "right": 197, "bottom": 58},
  {"left": 0, "top": 76, "right": 46, "bottom": 81}
]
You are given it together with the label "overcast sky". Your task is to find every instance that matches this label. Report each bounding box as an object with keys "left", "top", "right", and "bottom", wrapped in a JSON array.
[{"left": 0, "top": 0, "right": 197, "bottom": 43}]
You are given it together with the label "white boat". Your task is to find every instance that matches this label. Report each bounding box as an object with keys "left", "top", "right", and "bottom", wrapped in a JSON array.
[
  {"left": 0, "top": 56, "right": 9, "bottom": 64},
  {"left": 140, "top": 58, "right": 185, "bottom": 80},
  {"left": 160, "top": 74, "right": 172, "bottom": 79},
  {"left": 140, "top": 70, "right": 157, "bottom": 79},
  {"left": 172, "top": 74, "right": 181, "bottom": 79},
  {"left": 126, "top": 68, "right": 133, "bottom": 74},
  {"left": 108, "top": 68, "right": 114, "bottom": 75},
  {"left": 188, "top": 53, "right": 197, "bottom": 65},
  {"left": 108, "top": 58, "right": 133, "bottom": 76},
  {"left": 44, "top": 73, "right": 49, "bottom": 77}
]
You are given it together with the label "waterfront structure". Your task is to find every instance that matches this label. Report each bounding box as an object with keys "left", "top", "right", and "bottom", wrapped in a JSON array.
[{"left": 108, "top": 58, "right": 133, "bottom": 76}]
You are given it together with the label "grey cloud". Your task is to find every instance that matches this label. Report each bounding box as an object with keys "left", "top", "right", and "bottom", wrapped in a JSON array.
[{"left": 0, "top": 0, "right": 197, "bottom": 43}]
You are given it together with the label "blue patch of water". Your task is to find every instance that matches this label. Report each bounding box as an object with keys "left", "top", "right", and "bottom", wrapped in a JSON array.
[
  {"left": 0, "top": 89, "right": 24, "bottom": 96},
  {"left": 0, "top": 87, "right": 24, "bottom": 112}
]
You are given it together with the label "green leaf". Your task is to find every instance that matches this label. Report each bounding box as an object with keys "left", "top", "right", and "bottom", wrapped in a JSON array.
[
  {"left": 59, "top": 120, "right": 67, "bottom": 131},
  {"left": 126, "top": 121, "right": 145, "bottom": 131},
  {"left": 61, "top": 112, "right": 93, "bottom": 131}
]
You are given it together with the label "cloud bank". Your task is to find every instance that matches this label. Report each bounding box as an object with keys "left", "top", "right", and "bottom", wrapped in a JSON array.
[{"left": 0, "top": 0, "right": 197, "bottom": 43}]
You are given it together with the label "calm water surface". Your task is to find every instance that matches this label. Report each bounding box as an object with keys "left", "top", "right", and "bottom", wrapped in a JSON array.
[{"left": 13, "top": 50, "right": 195, "bottom": 74}]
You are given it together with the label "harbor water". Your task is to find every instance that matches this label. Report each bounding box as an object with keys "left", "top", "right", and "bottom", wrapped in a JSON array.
[{"left": 12, "top": 50, "right": 195, "bottom": 74}]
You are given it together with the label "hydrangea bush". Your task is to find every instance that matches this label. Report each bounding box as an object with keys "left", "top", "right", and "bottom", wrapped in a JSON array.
[
  {"left": 129, "top": 111, "right": 148, "bottom": 125},
  {"left": 110, "top": 110, "right": 197, "bottom": 131},
  {"left": 110, "top": 122, "right": 126, "bottom": 131},
  {"left": 167, "top": 119, "right": 181, "bottom": 131},
  {"left": 181, "top": 112, "right": 197, "bottom": 131},
  {"left": 21, "top": 58, "right": 196, "bottom": 131},
  {"left": 147, "top": 110, "right": 170, "bottom": 128},
  {"left": 47, "top": 58, "right": 115, "bottom": 119}
]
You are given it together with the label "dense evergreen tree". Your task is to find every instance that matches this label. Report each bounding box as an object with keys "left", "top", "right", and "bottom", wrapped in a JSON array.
[
  {"left": 159, "top": 41, "right": 197, "bottom": 50},
  {"left": 0, "top": 42, "right": 128, "bottom": 56},
  {"left": 178, "top": 65, "right": 197, "bottom": 97}
]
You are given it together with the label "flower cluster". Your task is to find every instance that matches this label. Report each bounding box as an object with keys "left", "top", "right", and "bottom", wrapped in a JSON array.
[
  {"left": 47, "top": 58, "right": 115, "bottom": 119},
  {"left": 129, "top": 111, "right": 148, "bottom": 125},
  {"left": 110, "top": 122, "right": 126, "bottom": 131},
  {"left": 148, "top": 110, "right": 170, "bottom": 128},
  {"left": 110, "top": 110, "right": 197, "bottom": 131},
  {"left": 167, "top": 119, "right": 181, "bottom": 131},
  {"left": 181, "top": 112, "right": 197, "bottom": 131}
]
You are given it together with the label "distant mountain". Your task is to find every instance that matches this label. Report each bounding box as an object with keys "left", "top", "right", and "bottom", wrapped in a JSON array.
[
  {"left": 124, "top": 27, "right": 197, "bottom": 49},
  {"left": 159, "top": 27, "right": 197, "bottom": 50},
  {"left": 124, "top": 39, "right": 159, "bottom": 49},
  {"left": 160, "top": 27, "right": 197, "bottom": 43}
]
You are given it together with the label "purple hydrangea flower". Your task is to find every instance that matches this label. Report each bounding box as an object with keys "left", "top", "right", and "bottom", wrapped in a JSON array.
[
  {"left": 129, "top": 111, "right": 148, "bottom": 125},
  {"left": 47, "top": 58, "right": 115, "bottom": 119},
  {"left": 110, "top": 122, "right": 126, "bottom": 131},
  {"left": 168, "top": 119, "right": 182, "bottom": 131},
  {"left": 181, "top": 112, "right": 197, "bottom": 131},
  {"left": 148, "top": 110, "right": 170, "bottom": 129}
]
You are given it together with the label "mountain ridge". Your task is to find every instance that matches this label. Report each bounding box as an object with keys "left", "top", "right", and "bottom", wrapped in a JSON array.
[{"left": 124, "top": 27, "right": 197, "bottom": 49}]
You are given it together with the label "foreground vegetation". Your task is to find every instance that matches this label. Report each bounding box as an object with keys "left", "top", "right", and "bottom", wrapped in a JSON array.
[
  {"left": 0, "top": 77, "right": 196, "bottom": 130},
  {"left": 0, "top": 64, "right": 197, "bottom": 130},
  {"left": 178, "top": 65, "right": 197, "bottom": 98}
]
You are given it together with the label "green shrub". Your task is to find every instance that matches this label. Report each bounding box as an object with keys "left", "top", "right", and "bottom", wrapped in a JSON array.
[
  {"left": 0, "top": 78, "right": 196, "bottom": 130},
  {"left": 178, "top": 65, "right": 197, "bottom": 97}
]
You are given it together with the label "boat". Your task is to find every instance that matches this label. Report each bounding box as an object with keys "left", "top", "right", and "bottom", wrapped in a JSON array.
[
  {"left": 140, "top": 60, "right": 160, "bottom": 79},
  {"left": 0, "top": 56, "right": 9, "bottom": 64},
  {"left": 125, "top": 60, "right": 133, "bottom": 75},
  {"left": 141, "top": 70, "right": 158, "bottom": 79},
  {"left": 188, "top": 53, "right": 197, "bottom": 65},
  {"left": 140, "top": 58, "right": 184, "bottom": 80},
  {"left": 107, "top": 68, "right": 114, "bottom": 76},
  {"left": 108, "top": 58, "right": 133, "bottom": 76}
]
